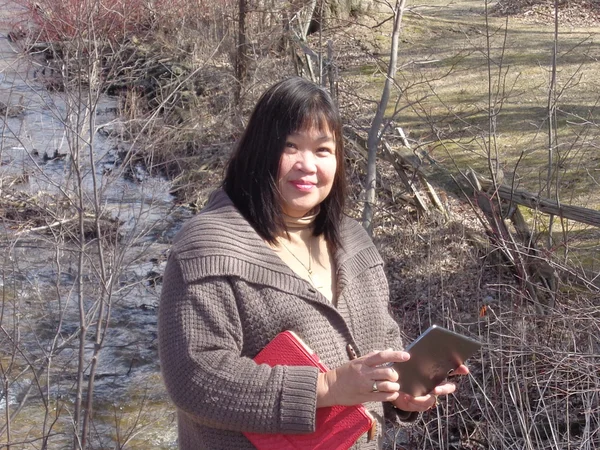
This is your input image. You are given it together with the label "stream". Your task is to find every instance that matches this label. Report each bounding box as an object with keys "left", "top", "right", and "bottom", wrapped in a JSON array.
[{"left": 1, "top": 3, "right": 185, "bottom": 448}]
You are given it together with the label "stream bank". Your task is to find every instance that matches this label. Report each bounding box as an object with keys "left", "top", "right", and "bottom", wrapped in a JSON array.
[{"left": 1, "top": 2, "right": 185, "bottom": 447}]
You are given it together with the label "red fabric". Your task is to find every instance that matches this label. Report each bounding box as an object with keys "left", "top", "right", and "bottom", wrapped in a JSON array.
[{"left": 244, "top": 331, "right": 374, "bottom": 450}]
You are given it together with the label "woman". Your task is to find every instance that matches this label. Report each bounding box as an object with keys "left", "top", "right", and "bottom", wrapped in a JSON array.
[{"left": 158, "top": 77, "right": 467, "bottom": 449}]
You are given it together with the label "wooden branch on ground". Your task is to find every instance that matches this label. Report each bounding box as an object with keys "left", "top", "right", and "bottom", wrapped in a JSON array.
[
  {"left": 475, "top": 173, "right": 600, "bottom": 228},
  {"left": 344, "top": 124, "right": 449, "bottom": 216},
  {"left": 392, "top": 127, "right": 448, "bottom": 217},
  {"left": 344, "top": 127, "right": 432, "bottom": 214},
  {"left": 18, "top": 217, "right": 77, "bottom": 234},
  {"left": 387, "top": 136, "right": 473, "bottom": 206},
  {"left": 345, "top": 136, "right": 417, "bottom": 209},
  {"left": 381, "top": 141, "right": 429, "bottom": 212},
  {"left": 15, "top": 215, "right": 118, "bottom": 237},
  {"left": 421, "top": 176, "right": 448, "bottom": 219}
]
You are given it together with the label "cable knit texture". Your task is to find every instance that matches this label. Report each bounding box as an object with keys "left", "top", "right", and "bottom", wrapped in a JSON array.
[{"left": 158, "top": 190, "right": 415, "bottom": 450}]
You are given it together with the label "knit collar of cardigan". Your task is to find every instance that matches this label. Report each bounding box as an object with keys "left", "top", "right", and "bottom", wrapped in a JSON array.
[{"left": 171, "top": 189, "right": 383, "bottom": 298}]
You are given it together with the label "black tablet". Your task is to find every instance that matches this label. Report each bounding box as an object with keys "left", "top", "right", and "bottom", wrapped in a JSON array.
[{"left": 392, "top": 325, "right": 481, "bottom": 397}]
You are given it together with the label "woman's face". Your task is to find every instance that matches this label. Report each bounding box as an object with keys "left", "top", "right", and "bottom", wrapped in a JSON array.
[{"left": 277, "top": 125, "right": 337, "bottom": 218}]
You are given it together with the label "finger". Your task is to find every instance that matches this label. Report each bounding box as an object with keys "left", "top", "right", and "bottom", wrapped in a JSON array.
[
  {"left": 395, "top": 393, "right": 436, "bottom": 412},
  {"left": 369, "top": 366, "right": 399, "bottom": 382},
  {"left": 370, "top": 380, "right": 400, "bottom": 393},
  {"left": 417, "top": 395, "right": 437, "bottom": 410},
  {"left": 448, "top": 364, "right": 469, "bottom": 376},
  {"left": 429, "top": 395, "right": 439, "bottom": 410},
  {"left": 411, "top": 393, "right": 436, "bottom": 403},
  {"left": 363, "top": 349, "right": 410, "bottom": 366},
  {"left": 371, "top": 391, "right": 400, "bottom": 403},
  {"left": 432, "top": 382, "right": 457, "bottom": 396}
]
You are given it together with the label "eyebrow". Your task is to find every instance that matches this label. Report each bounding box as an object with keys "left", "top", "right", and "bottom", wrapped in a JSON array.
[{"left": 288, "top": 133, "right": 335, "bottom": 143}]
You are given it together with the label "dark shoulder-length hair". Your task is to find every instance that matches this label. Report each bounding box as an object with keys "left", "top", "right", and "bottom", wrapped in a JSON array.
[{"left": 223, "top": 77, "right": 347, "bottom": 248}]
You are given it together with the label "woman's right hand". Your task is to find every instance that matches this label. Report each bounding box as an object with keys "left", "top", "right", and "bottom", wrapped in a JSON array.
[{"left": 316, "top": 349, "right": 409, "bottom": 408}]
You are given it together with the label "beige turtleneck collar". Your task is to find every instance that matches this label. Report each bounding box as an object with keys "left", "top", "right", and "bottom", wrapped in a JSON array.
[
  {"left": 270, "top": 211, "right": 336, "bottom": 303},
  {"left": 282, "top": 210, "right": 319, "bottom": 229}
]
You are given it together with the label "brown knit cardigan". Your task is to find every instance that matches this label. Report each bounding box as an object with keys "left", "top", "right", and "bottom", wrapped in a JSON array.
[{"left": 158, "top": 190, "right": 415, "bottom": 449}]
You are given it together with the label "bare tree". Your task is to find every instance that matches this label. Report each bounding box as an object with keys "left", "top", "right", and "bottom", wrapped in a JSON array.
[{"left": 362, "top": 0, "right": 406, "bottom": 235}]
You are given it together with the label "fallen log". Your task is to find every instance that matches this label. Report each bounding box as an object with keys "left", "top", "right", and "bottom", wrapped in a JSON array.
[{"left": 476, "top": 175, "right": 600, "bottom": 228}]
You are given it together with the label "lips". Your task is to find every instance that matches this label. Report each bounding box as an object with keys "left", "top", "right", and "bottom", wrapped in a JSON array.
[{"left": 289, "top": 180, "right": 316, "bottom": 192}]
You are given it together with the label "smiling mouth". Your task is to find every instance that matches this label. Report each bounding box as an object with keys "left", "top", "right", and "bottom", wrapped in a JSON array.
[{"left": 290, "top": 181, "right": 316, "bottom": 191}]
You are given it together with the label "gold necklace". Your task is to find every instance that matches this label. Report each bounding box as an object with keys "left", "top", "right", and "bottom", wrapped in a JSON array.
[{"left": 279, "top": 237, "right": 323, "bottom": 289}]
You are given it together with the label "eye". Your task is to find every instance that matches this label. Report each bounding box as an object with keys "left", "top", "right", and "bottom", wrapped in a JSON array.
[
  {"left": 284, "top": 141, "right": 298, "bottom": 152},
  {"left": 317, "top": 146, "right": 334, "bottom": 155}
]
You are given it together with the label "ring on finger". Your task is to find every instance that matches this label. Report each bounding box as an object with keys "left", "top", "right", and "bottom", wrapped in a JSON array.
[{"left": 371, "top": 381, "right": 379, "bottom": 393}]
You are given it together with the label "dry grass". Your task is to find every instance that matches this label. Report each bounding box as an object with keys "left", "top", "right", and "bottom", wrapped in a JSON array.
[{"left": 366, "top": 166, "right": 600, "bottom": 448}]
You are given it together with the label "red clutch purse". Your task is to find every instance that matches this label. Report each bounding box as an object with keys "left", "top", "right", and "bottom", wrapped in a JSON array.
[{"left": 243, "top": 331, "right": 376, "bottom": 450}]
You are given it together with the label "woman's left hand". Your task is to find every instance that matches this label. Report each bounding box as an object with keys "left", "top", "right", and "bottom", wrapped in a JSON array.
[{"left": 390, "top": 364, "right": 469, "bottom": 412}]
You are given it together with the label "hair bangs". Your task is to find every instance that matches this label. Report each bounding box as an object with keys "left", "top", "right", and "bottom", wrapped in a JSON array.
[{"left": 294, "top": 100, "right": 341, "bottom": 142}]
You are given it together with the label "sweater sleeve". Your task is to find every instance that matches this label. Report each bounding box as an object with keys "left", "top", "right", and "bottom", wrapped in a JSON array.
[{"left": 158, "top": 252, "right": 320, "bottom": 434}]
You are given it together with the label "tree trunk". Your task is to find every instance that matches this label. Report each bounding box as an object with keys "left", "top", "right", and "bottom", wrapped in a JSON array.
[
  {"left": 235, "top": 0, "right": 249, "bottom": 102},
  {"left": 362, "top": 0, "right": 406, "bottom": 235}
]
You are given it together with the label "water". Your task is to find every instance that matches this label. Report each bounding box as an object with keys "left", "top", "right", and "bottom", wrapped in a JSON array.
[{"left": 0, "top": 3, "right": 184, "bottom": 447}]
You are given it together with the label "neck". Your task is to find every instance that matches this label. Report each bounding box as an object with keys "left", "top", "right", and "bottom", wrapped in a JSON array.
[
  {"left": 282, "top": 208, "right": 319, "bottom": 231},
  {"left": 269, "top": 208, "right": 334, "bottom": 301}
]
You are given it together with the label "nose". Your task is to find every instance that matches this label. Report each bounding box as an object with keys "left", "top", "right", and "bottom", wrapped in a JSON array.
[{"left": 294, "top": 150, "right": 317, "bottom": 173}]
